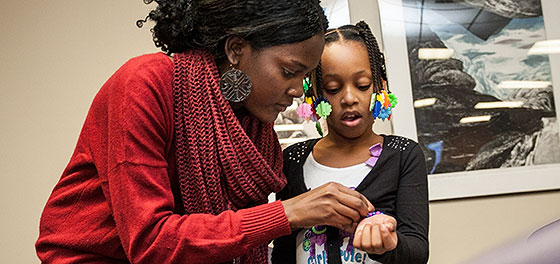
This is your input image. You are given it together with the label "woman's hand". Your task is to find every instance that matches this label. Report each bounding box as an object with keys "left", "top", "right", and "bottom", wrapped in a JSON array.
[
  {"left": 353, "top": 214, "right": 398, "bottom": 255},
  {"left": 281, "top": 182, "right": 374, "bottom": 233}
]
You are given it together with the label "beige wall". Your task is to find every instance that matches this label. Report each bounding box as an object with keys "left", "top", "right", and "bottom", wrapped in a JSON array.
[
  {"left": 348, "top": 0, "right": 560, "bottom": 263},
  {"left": 1, "top": 1, "right": 559, "bottom": 263},
  {"left": 429, "top": 190, "right": 560, "bottom": 263},
  {"left": 0, "top": 1, "right": 158, "bottom": 263}
]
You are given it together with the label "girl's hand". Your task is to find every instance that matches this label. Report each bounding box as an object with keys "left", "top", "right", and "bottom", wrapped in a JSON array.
[
  {"left": 281, "top": 182, "right": 375, "bottom": 233},
  {"left": 353, "top": 214, "right": 398, "bottom": 254}
]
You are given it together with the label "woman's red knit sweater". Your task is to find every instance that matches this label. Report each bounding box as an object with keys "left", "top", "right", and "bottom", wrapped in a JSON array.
[{"left": 36, "top": 53, "right": 291, "bottom": 263}]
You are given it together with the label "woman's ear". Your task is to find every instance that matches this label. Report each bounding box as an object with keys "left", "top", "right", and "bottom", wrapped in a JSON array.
[{"left": 223, "top": 36, "right": 248, "bottom": 66}]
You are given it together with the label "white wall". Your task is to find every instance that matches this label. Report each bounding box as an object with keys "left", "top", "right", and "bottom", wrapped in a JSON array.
[{"left": 0, "top": 1, "right": 158, "bottom": 263}]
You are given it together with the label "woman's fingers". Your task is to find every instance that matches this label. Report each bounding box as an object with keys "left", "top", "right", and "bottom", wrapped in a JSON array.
[
  {"left": 313, "top": 182, "right": 373, "bottom": 223},
  {"left": 281, "top": 182, "right": 373, "bottom": 230},
  {"left": 332, "top": 183, "right": 375, "bottom": 215},
  {"left": 328, "top": 197, "right": 363, "bottom": 224},
  {"left": 327, "top": 208, "right": 356, "bottom": 232}
]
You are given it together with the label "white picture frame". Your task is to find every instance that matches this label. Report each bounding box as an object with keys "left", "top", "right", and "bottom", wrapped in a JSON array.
[{"left": 377, "top": 0, "right": 560, "bottom": 200}]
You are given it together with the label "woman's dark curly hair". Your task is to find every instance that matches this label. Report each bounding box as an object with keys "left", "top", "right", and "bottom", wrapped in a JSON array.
[
  {"left": 311, "top": 21, "right": 389, "bottom": 98},
  {"left": 139, "top": 0, "right": 328, "bottom": 61}
]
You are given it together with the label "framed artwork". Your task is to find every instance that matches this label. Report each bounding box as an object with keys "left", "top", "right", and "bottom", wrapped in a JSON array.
[{"left": 377, "top": 0, "right": 560, "bottom": 200}]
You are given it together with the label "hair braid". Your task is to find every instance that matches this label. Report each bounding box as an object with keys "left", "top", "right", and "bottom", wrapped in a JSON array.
[
  {"left": 356, "top": 21, "right": 388, "bottom": 93},
  {"left": 314, "top": 62, "right": 324, "bottom": 97},
  {"left": 313, "top": 21, "right": 389, "bottom": 97},
  {"left": 304, "top": 21, "right": 395, "bottom": 124},
  {"left": 312, "top": 29, "right": 340, "bottom": 98}
]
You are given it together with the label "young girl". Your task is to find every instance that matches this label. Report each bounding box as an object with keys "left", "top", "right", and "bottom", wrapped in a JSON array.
[{"left": 272, "top": 21, "right": 429, "bottom": 264}]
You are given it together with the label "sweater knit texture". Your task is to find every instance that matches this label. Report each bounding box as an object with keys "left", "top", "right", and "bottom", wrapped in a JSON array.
[
  {"left": 36, "top": 52, "right": 291, "bottom": 264},
  {"left": 172, "top": 50, "right": 287, "bottom": 263}
]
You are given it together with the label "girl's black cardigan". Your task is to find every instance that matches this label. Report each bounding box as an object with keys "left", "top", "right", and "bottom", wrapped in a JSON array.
[{"left": 271, "top": 135, "right": 429, "bottom": 264}]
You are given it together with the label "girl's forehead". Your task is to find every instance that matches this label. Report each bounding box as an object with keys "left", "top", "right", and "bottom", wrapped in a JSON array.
[
  {"left": 322, "top": 41, "right": 369, "bottom": 64},
  {"left": 324, "top": 40, "right": 367, "bottom": 55}
]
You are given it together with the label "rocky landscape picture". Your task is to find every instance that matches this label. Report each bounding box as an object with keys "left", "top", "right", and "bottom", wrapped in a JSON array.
[{"left": 400, "top": 0, "right": 560, "bottom": 174}]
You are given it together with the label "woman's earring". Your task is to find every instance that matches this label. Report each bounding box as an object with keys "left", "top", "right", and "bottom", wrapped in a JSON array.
[{"left": 220, "top": 65, "right": 252, "bottom": 103}]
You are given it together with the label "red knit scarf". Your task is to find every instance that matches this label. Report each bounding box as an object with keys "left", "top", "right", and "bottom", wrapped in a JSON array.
[{"left": 173, "top": 50, "right": 287, "bottom": 263}]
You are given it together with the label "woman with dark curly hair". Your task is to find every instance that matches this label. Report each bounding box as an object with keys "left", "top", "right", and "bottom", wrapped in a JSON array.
[{"left": 35, "top": 1, "right": 375, "bottom": 263}]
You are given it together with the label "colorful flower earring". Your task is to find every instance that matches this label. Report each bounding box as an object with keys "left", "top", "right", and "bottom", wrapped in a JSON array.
[
  {"left": 296, "top": 76, "right": 332, "bottom": 136},
  {"left": 370, "top": 88, "right": 398, "bottom": 121}
]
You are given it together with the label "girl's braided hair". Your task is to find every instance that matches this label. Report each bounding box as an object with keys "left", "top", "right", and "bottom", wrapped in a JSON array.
[{"left": 311, "top": 21, "right": 388, "bottom": 97}]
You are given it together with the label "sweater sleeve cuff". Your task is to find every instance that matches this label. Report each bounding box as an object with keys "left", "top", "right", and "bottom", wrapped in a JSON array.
[{"left": 238, "top": 200, "right": 291, "bottom": 247}]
